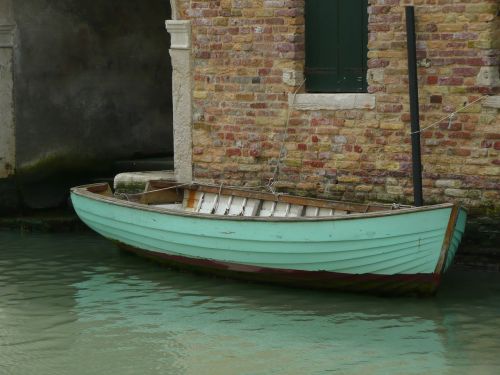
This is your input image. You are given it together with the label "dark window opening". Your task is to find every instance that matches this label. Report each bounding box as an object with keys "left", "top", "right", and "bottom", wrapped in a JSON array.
[{"left": 305, "top": 0, "right": 369, "bottom": 93}]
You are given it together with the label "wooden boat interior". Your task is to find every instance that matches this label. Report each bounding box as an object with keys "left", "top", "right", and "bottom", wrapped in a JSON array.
[{"left": 86, "top": 180, "right": 411, "bottom": 218}]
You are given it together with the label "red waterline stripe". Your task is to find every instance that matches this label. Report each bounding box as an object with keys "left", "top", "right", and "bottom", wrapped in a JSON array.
[{"left": 117, "top": 242, "right": 441, "bottom": 296}]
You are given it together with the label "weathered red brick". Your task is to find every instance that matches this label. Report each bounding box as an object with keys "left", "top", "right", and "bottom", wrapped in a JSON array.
[
  {"left": 226, "top": 148, "right": 242, "bottom": 157},
  {"left": 430, "top": 95, "right": 443, "bottom": 104},
  {"left": 182, "top": 0, "right": 498, "bottom": 212},
  {"left": 427, "top": 76, "right": 438, "bottom": 84}
]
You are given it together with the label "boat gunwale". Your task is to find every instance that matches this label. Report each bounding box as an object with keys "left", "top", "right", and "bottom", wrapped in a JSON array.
[{"left": 71, "top": 183, "right": 458, "bottom": 223}]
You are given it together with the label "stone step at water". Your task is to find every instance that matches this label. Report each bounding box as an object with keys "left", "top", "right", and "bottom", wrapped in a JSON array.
[
  {"left": 88, "top": 157, "right": 175, "bottom": 194},
  {"left": 114, "top": 171, "right": 176, "bottom": 194}
]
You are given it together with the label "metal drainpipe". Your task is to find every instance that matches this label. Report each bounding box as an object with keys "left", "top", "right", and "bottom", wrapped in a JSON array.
[{"left": 405, "top": 6, "right": 424, "bottom": 207}]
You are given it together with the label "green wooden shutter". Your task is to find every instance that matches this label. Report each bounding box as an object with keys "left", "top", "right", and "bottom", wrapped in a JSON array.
[{"left": 305, "top": 0, "right": 368, "bottom": 93}]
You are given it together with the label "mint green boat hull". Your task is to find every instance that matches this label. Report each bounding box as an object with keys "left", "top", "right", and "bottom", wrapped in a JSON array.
[{"left": 71, "top": 186, "right": 466, "bottom": 295}]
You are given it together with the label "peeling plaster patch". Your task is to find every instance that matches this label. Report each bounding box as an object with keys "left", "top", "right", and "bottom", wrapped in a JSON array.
[
  {"left": 369, "top": 69, "right": 384, "bottom": 84},
  {"left": 282, "top": 69, "right": 304, "bottom": 86},
  {"left": 476, "top": 66, "right": 500, "bottom": 87},
  {"left": 484, "top": 95, "right": 500, "bottom": 109}
]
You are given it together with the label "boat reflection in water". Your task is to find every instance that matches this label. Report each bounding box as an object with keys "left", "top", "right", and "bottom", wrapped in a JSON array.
[{"left": 72, "top": 269, "right": 450, "bottom": 374}]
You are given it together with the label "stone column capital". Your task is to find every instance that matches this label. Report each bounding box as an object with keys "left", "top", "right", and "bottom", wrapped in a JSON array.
[{"left": 165, "top": 20, "right": 191, "bottom": 50}]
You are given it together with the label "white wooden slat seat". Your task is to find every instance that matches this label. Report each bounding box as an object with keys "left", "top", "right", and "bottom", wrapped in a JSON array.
[
  {"left": 333, "top": 210, "right": 348, "bottom": 216},
  {"left": 318, "top": 208, "right": 334, "bottom": 216},
  {"left": 305, "top": 206, "right": 319, "bottom": 217},
  {"left": 180, "top": 189, "right": 352, "bottom": 218},
  {"left": 259, "top": 201, "right": 276, "bottom": 217},
  {"left": 272, "top": 202, "right": 290, "bottom": 217},
  {"left": 214, "top": 195, "right": 233, "bottom": 215},
  {"left": 243, "top": 199, "right": 260, "bottom": 216},
  {"left": 287, "top": 204, "right": 304, "bottom": 217},
  {"left": 228, "top": 196, "right": 246, "bottom": 216},
  {"left": 198, "top": 193, "right": 218, "bottom": 214}
]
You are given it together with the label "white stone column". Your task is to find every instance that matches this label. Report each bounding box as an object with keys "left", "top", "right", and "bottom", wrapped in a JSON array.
[
  {"left": 165, "top": 20, "right": 193, "bottom": 183},
  {"left": 0, "top": 0, "right": 15, "bottom": 178},
  {"left": 169, "top": 0, "right": 179, "bottom": 20}
]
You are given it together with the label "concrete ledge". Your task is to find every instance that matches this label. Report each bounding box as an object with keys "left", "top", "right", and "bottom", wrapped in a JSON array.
[
  {"left": 0, "top": 209, "right": 87, "bottom": 232},
  {"left": 290, "top": 93, "right": 376, "bottom": 111},
  {"left": 114, "top": 171, "right": 175, "bottom": 193}
]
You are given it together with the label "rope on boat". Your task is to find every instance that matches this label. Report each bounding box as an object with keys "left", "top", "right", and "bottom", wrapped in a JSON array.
[
  {"left": 210, "top": 182, "right": 224, "bottom": 214},
  {"left": 146, "top": 182, "right": 191, "bottom": 191},
  {"left": 115, "top": 193, "right": 131, "bottom": 201},
  {"left": 188, "top": 77, "right": 305, "bottom": 199},
  {"left": 114, "top": 183, "right": 191, "bottom": 200}
]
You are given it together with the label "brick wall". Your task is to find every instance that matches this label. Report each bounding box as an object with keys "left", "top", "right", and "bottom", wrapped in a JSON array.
[{"left": 174, "top": 0, "right": 499, "bottom": 221}]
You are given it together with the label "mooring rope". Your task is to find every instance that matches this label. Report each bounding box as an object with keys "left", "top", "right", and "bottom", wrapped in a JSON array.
[
  {"left": 189, "top": 93, "right": 491, "bottom": 197},
  {"left": 410, "top": 95, "right": 488, "bottom": 135},
  {"left": 268, "top": 78, "right": 306, "bottom": 192}
]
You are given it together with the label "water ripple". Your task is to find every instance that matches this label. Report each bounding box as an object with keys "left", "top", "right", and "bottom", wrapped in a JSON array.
[{"left": 1, "top": 231, "right": 500, "bottom": 374}]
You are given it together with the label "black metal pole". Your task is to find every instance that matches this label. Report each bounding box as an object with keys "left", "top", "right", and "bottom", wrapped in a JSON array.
[{"left": 405, "top": 6, "right": 424, "bottom": 207}]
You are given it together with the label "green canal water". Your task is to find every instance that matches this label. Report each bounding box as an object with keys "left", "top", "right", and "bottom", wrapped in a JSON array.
[{"left": 1, "top": 231, "right": 500, "bottom": 375}]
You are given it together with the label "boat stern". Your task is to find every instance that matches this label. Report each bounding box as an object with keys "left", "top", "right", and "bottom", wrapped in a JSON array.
[
  {"left": 443, "top": 207, "right": 467, "bottom": 272},
  {"left": 435, "top": 205, "right": 467, "bottom": 275}
]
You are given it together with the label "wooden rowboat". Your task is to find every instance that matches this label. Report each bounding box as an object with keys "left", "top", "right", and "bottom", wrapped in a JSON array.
[{"left": 70, "top": 180, "right": 466, "bottom": 296}]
